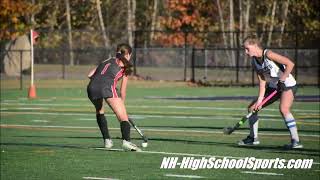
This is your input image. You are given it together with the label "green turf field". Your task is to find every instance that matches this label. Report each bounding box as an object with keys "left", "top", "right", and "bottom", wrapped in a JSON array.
[{"left": 1, "top": 80, "right": 319, "bottom": 180}]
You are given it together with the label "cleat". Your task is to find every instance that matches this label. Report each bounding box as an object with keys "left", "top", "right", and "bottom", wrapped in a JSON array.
[
  {"left": 284, "top": 140, "right": 303, "bottom": 149},
  {"left": 238, "top": 136, "right": 260, "bottom": 146},
  {"left": 104, "top": 139, "right": 113, "bottom": 149},
  {"left": 122, "top": 140, "right": 141, "bottom": 152}
]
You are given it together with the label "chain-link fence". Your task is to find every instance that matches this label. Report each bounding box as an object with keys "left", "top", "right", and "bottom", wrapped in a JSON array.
[
  {"left": 190, "top": 48, "right": 319, "bottom": 86},
  {"left": 1, "top": 30, "right": 319, "bottom": 87}
]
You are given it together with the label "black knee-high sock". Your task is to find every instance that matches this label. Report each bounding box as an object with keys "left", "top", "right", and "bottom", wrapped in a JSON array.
[
  {"left": 96, "top": 114, "right": 110, "bottom": 139},
  {"left": 120, "top": 121, "right": 131, "bottom": 141}
]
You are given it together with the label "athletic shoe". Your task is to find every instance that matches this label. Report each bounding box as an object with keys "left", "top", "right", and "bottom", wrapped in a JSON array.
[
  {"left": 238, "top": 136, "right": 260, "bottom": 146},
  {"left": 284, "top": 140, "right": 303, "bottom": 149},
  {"left": 122, "top": 140, "right": 141, "bottom": 152},
  {"left": 104, "top": 139, "right": 113, "bottom": 149}
]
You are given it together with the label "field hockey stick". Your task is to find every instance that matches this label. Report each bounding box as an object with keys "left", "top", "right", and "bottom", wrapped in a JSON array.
[
  {"left": 128, "top": 118, "right": 148, "bottom": 143},
  {"left": 223, "top": 90, "right": 278, "bottom": 135}
]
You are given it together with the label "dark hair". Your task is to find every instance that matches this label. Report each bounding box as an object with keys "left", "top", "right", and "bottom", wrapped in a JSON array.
[
  {"left": 115, "top": 43, "right": 133, "bottom": 75},
  {"left": 117, "top": 43, "right": 132, "bottom": 55}
]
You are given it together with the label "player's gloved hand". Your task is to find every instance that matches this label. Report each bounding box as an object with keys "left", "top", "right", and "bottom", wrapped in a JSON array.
[{"left": 277, "top": 80, "right": 286, "bottom": 92}]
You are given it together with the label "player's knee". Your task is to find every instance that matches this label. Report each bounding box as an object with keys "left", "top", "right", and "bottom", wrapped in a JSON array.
[
  {"left": 116, "top": 114, "right": 129, "bottom": 122},
  {"left": 97, "top": 109, "right": 104, "bottom": 114},
  {"left": 279, "top": 107, "right": 290, "bottom": 116}
]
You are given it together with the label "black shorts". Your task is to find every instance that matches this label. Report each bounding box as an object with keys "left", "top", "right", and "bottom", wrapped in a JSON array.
[
  {"left": 261, "top": 85, "right": 298, "bottom": 108},
  {"left": 87, "top": 83, "right": 120, "bottom": 101}
]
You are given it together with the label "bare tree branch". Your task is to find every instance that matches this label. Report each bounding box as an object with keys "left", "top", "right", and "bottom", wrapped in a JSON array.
[
  {"left": 65, "top": 0, "right": 74, "bottom": 66},
  {"left": 279, "top": 0, "right": 289, "bottom": 46},
  {"left": 267, "top": 0, "right": 277, "bottom": 46},
  {"left": 96, "top": 0, "right": 110, "bottom": 51}
]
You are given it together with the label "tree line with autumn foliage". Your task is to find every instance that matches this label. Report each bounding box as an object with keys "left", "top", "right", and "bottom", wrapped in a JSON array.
[{"left": 1, "top": 0, "right": 319, "bottom": 49}]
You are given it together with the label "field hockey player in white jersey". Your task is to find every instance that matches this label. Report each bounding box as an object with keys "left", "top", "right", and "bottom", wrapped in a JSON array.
[{"left": 239, "top": 35, "right": 303, "bottom": 149}]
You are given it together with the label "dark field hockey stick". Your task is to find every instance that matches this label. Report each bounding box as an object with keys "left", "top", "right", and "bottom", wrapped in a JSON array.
[
  {"left": 223, "top": 90, "right": 278, "bottom": 135},
  {"left": 128, "top": 118, "right": 148, "bottom": 142}
]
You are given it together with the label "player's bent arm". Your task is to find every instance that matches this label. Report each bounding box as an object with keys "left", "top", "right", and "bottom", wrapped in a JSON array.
[
  {"left": 257, "top": 73, "right": 266, "bottom": 99},
  {"left": 266, "top": 50, "right": 295, "bottom": 81},
  {"left": 88, "top": 67, "right": 97, "bottom": 79},
  {"left": 253, "top": 73, "right": 266, "bottom": 110},
  {"left": 120, "top": 75, "right": 128, "bottom": 102}
]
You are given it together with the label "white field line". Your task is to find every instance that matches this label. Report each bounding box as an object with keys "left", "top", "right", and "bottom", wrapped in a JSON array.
[
  {"left": 1, "top": 123, "right": 319, "bottom": 138},
  {"left": 37, "top": 99, "right": 56, "bottom": 102},
  {"left": 1, "top": 111, "right": 318, "bottom": 124},
  {"left": 164, "top": 174, "right": 205, "bottom": 179},
  {"left": 0, "top": 108, "right": 283, "bottom": 118},
  {"left": 93, "top": 148, "right": 320, "bottom": 165},
  {"left": 93, "top": 147, "right": 254, "bottom": 159},
  {"left": 150, "top": 115, "right": 314, "bottom": 123},
  {"left": 1, "top": 102, "right": 319, "bottom": 113},
  {"left": 15, "top": 107, "right": 48, "bottom": 110},
  {"left": 76, "top": 116, "right": 287, "bottom": 122},
  {"left": 79, "top": 118, "right": 97, "bottom": 121},
  {"left": 1, "top": 100, "right": 18, "bottom": 102},
  {"left": 17, "top": 98, "right": 28, "bottom": 101},
  {"left": 1, "top": 123, "right": 319, "bottom": 165},
  {"left": 13, "top": 96, "right": 320, "bottom": 103},
  {"left": 133, "top": 128, "right": 320, "bottom": 138},
  {"left": 83, "top": 177, "right": 119, "bottom": 180},
  {"left": 241, "top": 171, "right": 283, "bottom": 176},
  {"left": 32, "top": 120, "right": 49, "bottom": 123},
  {"left": 1, "top": 109, "right": 319, "bottom": 123}
]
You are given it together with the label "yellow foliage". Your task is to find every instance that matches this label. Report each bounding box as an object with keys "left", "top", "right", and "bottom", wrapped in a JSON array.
[{"left": 0, "top": 0, "right": 36, "bottom": 40}]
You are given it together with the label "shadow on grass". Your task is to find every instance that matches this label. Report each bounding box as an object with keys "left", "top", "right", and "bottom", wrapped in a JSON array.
[
  {"left": 13, "top": 135, "right": 100, "bottom": 139},
  {"left": 12, "top": 135, "right": 232, "bottom": 145},
  {"left": 140, "top": 125, "right": 318, "bottom": 133},
  {"left": 233, "top": 144, "right": 320, "bottom": 156},
  {"left": 7, "top": 135, "right": 319, "bottom": 156},
  {"left": 9, "top": 135, "right": 235, "bottom": 149},
  {"left": 146, "top": 137, "right": 233, "bottom": 146},
  {"left": 0, "top": 142, "right": 85, "bottom": 149}
]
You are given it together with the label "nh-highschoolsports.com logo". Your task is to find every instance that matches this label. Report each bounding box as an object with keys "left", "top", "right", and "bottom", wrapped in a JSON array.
[{"left": 160, "top": 157, "right": 313, "bottom": 170}]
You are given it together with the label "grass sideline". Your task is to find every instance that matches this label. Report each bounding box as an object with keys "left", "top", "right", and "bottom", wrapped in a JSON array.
[{"left": 1, "top": 81, "right": 319, "bottom": 180}]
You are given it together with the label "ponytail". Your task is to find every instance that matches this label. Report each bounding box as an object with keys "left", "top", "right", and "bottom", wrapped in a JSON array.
[
  {"left": 116, "top": 43, "right": 133, "bottom": 75},
  {"left": 116, "top": 52, "right": 133, "bottom": 75}
]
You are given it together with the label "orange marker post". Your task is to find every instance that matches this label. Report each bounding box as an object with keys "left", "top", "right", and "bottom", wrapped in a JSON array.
[{"left": 28, "top": 29, "right": 37, "bottom": 99}]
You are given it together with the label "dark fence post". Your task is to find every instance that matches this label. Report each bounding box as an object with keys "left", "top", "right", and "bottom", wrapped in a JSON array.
[
  {"left": 204, "top": 48, "right": 207, "bottom": 82},
  {"left": 236, "top": 31, "right": 240, "bottom": 84},
  {"left": 318, "top": 48, "right": 320, "bottom": 87},
  {"left": 133, "top": 30, "right": 137, "bottom": 76},
  {"left": 183, "top": 32, "right": 188, "bottom": 81},
  {"left": 62, "top": 49, "right": 65, "bottom": 79},
  {"left": 191, "top": 47, "right": 195, "bottom": 83},
  {"left": 20, "top": 50, "right": 23, "bottom": 90},
  {"left": 294, "top": 31, "right": 298, "bottom": 81}
]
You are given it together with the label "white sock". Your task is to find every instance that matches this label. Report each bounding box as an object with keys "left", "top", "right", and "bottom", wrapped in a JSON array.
[
  {"left": 249, "top": 113, "right": 259, "bottom": 139},
  {"left": 284, "top": 113, "right": 300, "bottom": 142}
]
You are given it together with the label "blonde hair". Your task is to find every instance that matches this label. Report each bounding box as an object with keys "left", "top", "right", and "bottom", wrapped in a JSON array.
[{"left": 243, "top": 34, "right": 262, "bottom": 48}]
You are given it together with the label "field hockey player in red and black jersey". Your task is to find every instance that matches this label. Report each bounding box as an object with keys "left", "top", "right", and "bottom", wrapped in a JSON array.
[{"left": 87, "top": 43, "right": 140, "bottom": 151}]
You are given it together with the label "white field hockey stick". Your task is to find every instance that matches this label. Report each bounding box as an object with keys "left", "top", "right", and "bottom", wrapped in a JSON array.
[
  {"left": 223, "top": 90, "right": 278, "bottom": 135},
  {"left": 128, "top": 118, "right": 148, "bottom": 143}
]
